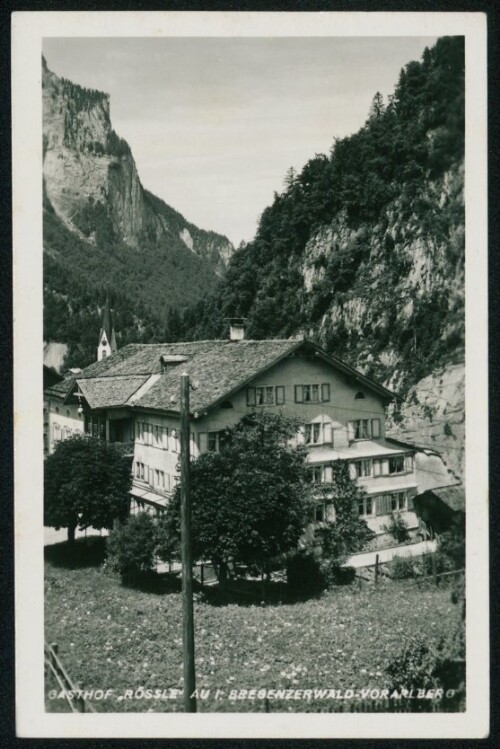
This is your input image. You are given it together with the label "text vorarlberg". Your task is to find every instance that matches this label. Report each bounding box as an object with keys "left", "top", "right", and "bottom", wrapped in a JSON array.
[{"left": 48, "top": 686, "right": 456, "bottom": 702}]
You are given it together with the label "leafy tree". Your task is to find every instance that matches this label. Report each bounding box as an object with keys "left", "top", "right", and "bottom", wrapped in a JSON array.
[
  {"left": 106, "top": 512, "right": 158, "bottom": 581},
  {"left": 44, "top": 435, "right": 132, "bottom": 542},
  {"left": 316, "top": 461, "right": 375, "bottom": 564},
  {"left": 157, "top": 412, "right": 313, "bottom": 581}
]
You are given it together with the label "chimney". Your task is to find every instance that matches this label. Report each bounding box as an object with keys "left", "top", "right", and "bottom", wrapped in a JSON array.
[{"left": 227, "top": 318, "right": 247, "bottom": 341}]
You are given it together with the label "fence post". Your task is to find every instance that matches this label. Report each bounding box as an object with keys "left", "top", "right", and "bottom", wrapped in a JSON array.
[
  {"left": 432, "top": 553, "right": 438, "bottom": 587},
  {"left": 375, "top": 554, "right": 379, "bottom": 585},
  {"left": 200, "top": 564, "right": 204, "bottom": 589}
]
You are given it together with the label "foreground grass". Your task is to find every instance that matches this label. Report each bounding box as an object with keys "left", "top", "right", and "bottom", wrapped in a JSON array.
[{"left": 45, "top": 539, "right": 461, "bottom": 713}]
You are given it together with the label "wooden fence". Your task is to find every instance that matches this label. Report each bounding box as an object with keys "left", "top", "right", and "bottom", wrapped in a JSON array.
[{"left": 45, "top": 641, "right": 96, "bottom": 713}]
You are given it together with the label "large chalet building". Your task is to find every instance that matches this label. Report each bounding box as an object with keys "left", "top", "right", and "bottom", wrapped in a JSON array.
[{"left": 44, "top": 316, "right": 452, "bottom": 536}]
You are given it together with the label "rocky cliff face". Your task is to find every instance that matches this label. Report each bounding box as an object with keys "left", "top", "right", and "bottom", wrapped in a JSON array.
[
  {"left": 387, "top": 363, "right": 465, "bottom": 483},
  {"left": 301, "top": 160, "right": 464, "bottom": 386},
  {"left": 42, "top": 55, "right": 233, "bottom": 280}
]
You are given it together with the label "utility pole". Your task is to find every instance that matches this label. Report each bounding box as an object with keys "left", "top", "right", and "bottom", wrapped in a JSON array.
[{"left": 180, "top": 372, "right": 196, "bottom": 712}]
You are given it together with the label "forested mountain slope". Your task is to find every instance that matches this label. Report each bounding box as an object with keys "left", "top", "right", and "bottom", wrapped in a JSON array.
[
  {"left": 43, "top": 56, "right": 233, "bottom": 368},
  {"left": 177, "top": 37, "right": 464, "bottom": 395},
  {"left": 171, "top": 37, "right": 465, "bottom": 476}
]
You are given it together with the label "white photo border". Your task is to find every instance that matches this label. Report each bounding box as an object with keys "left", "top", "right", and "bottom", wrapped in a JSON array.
[{"left": 12, "top": 10, "right": 489, "bottom": 739}]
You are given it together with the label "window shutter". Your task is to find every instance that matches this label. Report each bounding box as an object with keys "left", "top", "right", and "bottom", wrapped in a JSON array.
[
  {"left": 296, "top": 425, "right": 305, "bottom": 444},
  {"left": 347, "top": 422, "right": 355, "bottom": 442},
  {"left": 371, "top": 418, "right": 381, "bottom": 438},
  {"left": 321, "top": 383, "right": 330, "bottom": 402},
  {"left": 276, "top": 386, "right": 285, "bottom": 405},
  {"left": 324, "top": 465, "right": 333, "bottom": 483},
  {"left": 323, "top": 421, "right": 332, "bottom": 444},
  {"left": 198, "top": 432, "right": 208, "bottom": 453},
  {"left": 295, "top": 385, "right": 303, "bottom": 403},
  {"left": 348, "top": 463, "right": 357, "bottom": 480},
  {"left": 246, "top": 388, "right": 256, "bottom": 406},
  {"left": 381, "top": 460, "right": 389, "bottom": 475},
  {"left": 404, "top": 455, "right": 414, "bottom": 472},
  {"left": 407, "top": 493, "right": 414, "bottom": 510},
  {"left": 376, "top": 494, "right": 389, "bottom": 516}
]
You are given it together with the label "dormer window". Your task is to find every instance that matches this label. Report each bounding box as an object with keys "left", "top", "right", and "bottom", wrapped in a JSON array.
[
  {"left": 102, "top": 349, "right": 107, "bottom": 359},
  {"left": 160, "top": 354, "right": 188, "bottom": 373},
  {"left": 355, "top": 391, "right": 365, "bottom": 399}
]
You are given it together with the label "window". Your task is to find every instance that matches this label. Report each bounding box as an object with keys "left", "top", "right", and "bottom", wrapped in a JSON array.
[
  {"left": 375, "top": 492, "right": 408, "bottom": 516},
  {"left": 391, "top": 492, "right": 407, "bottom": 512},
  {"left": 310, "top": 466, "right": 323, "bottom": 484},
  {"left": 355, "top": 391, "right": 365, "bottom": 399},
  {"left": 247, "top": 385, "right": 285, "bottom": 407},
  {"left": 358, "top": 496, "right": 374, "bottom": 517},
  {"left": 198, "top": 431, "right": 221, "bottom": 453},
  {"left": 388, "top": 456, "right": 405, "bottom": 474},
  {"left": 305, "top": 423, "right": 321, "bottom": 445},
  {"left": 310, "top": 464, "right": 333, "bottom": 484},
  {"left": 313, "top": 503, "right": 326, "bottom": 523},
  {"left": 295, "top": 384, "right": 330, "bottom": 403},
  {"left": 349, "top": 419, "right": 370, "bottom": 440},
  {"left": 371, "top": 419, "right": 381, "bottom": 438},
  {"left": 353, "top": 459, "right": 372, "bottom": 478},
  {"left": 53, "top": 424, "right": 61, "bottom": 442},
  {"left": 207, "top": 432, "right": 219, "bottom": 452},
  {"left": 136, "top": 462, "right": 146, "bottom": 481}
]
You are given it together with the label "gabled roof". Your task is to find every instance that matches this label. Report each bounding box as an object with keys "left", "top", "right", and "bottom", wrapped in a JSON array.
[
  {"left": 44, "top": 338, "right": 396, "bottom": 414},
  {"left": 45, "top": 376, "right": 76, "bottom": 399},
  {"left": 76, "top": 376, "right": 150, "bottom": 410}
]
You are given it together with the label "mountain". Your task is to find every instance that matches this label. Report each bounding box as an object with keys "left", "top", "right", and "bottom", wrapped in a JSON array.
[
  {"left": 173, "top": 37, "right": 465, "bottom": 475},
  {"left": 43, "top": 55, "right": 233, "bottom": 367}
]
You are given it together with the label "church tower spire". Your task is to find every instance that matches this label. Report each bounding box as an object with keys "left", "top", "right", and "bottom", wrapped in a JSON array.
[{"left": 97, "top": 291, "right": 117, "bottom": 361}]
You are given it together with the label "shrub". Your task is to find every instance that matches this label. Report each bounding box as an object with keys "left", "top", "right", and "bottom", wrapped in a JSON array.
[
  {"left": 417, "top": 551, "right": 450, "bottom": 577},
  {"left": 322, "top": 561, "right": 356, "bottom": 587},
  {"left": 286, "top": 551, "right": 326, "bottom": 596},
  {"left": 383, "top": 512, "right": 410, "bottom": 544},
  {"left": 388, "top": 554, "right": 415, "bottom": 579},
  {"left": 386, "top": 633, "right": 465, "bottom": 711},
  {"left": 106, "top": 513, "right": 158, "bottom": 582}
]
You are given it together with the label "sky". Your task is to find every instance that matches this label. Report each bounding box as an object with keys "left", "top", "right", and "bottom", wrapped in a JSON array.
[{"left": 43, "top": 36, "right": 437, "bottom": 246}]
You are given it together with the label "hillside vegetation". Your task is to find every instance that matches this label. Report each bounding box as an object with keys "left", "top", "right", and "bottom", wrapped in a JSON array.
[
  {"left": 42, "top": 55, "right": 233, "bottom": 368},
  {"left": 173, "top": 37, "right": 464, "bottom": 395}
]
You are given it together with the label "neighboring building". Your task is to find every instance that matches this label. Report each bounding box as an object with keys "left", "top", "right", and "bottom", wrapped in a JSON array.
[
  {"left": 43, "top": 321, "right": 454, "bottom": 536},
  {"left": 44, "top": 375, "right": 85, "bottom": 456},
  {"left": 413, "top": 484, "right": 465, "bottom": 539},
  {"left": 44, "top": 297, "right": 118, "bottom": 456}
]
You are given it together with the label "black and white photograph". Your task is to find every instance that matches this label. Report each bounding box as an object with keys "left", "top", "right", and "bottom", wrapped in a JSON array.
[{"left": 12, "top": 10, "right": 488, "bottom": 740}]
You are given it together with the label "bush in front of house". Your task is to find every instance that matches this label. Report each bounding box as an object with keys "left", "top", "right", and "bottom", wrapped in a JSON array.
[
  {"left": 321, "top": 561, "right": 356, "bottom": 587},
  {"left": 106, "top": 512, "right": 158, "bottom": 582},
  {"left": 286, "top": 551, "right": 326, "bottom": 596},
  {"left": 388, "top": 554, "right": 415, "bottom": 579},
  {"left": 383, "top": 512, "right": 410, "bottom": 544}
]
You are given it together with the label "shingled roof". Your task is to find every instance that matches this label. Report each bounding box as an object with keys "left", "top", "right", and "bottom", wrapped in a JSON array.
[
  {"left": 134, "top": 339, "right": 301, "bottom": 413},
  {"left": 425, "top": 484, "right": 465, "bottom": 513},
  {"left": 46, "top": 338, "right": 395, "bottom": 413},
  {"left": 77, "top": 376, "right": 150, "bottom": 409}
]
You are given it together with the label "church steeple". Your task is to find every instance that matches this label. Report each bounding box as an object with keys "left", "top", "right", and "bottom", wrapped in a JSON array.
[{"left": 97, "top": 292, "right": 117, "bottom": 361}]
